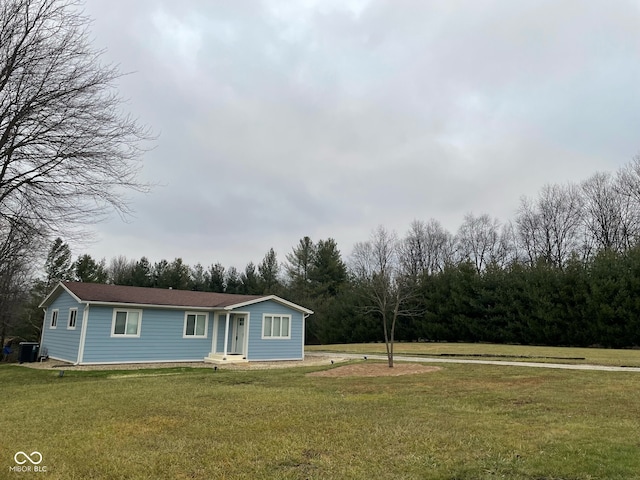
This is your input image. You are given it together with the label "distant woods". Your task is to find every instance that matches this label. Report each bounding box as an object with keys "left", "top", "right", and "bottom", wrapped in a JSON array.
[{"left": 7, "top": 156, "right": 640, "bottom": 348}]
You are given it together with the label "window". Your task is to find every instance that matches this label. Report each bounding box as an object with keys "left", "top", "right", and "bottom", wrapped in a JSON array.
[
  {"left": 183, "top": 312, "right": 208, "bottom": 338},
  {"left": 111, "top": 309, "right": 142, "bottom": 337},
  {"left": 68, "top": 308, "right": 78, "bottom": 329},
  {"left": 262, "top": 314, "right": 291, "bottom": 339},
  {"left": 50, "top": 309, "right": 58, "bottom": 329}
]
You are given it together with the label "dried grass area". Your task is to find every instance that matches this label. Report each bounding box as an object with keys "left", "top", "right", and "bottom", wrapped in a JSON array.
[{"left": 308, "top": 362, "right": 442, "bottom": 377}]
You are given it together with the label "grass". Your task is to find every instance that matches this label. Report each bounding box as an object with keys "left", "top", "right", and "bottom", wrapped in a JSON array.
[
  {"left": 1, "top": 354, "right": 640, "bottom": 479},
  {"left": 307, "top": 342, "right": 640, "bottom": 367}
]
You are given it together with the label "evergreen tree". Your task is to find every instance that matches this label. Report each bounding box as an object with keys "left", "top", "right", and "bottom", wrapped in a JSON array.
[
  {"left": 43, "top": 238, "right": 73, "bottom": 288},
  {"left": 258, "top": 248, "right": 280, "bottom": 294},
  {"left": 285, "top": 237, "right": 315, "bottom": 299},
  {"left": 153, "top": 259, "right": 170, "bottom": 287},
  {"left": 74, "top": 254, "right": 108, "bottom": 283},
  {"left": 131, "top": 257, "right": 152, "bottom": 287},
  {"left": 190, "top": 263, "right": 207, "bottom": 291},
  {"left": 240, "top": 262, "right": 260, "bottom": 294},
  {"left": 225, "top": 267, "right": 242, "bottom": 294},
  {"left": 310, "top": 238, "right": 347, "bottom": 297},
  {"left": 163, "top": 258, "right": 190, "bottom": 290},
  {"left": 207, "top": 263, "right": 226, "bottom": 293}
]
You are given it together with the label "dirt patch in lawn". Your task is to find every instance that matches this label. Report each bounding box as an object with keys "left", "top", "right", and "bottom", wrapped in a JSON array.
[{"left": 308, "top": 362, "right": 441, "bottom": 378}]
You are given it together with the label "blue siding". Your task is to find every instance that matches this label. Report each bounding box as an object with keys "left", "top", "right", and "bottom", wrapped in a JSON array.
[
  {"left": 40, "top": 291, "right": 84, "bottom": 363},
  {"left": 41, "top": 288, "right": 307, "bottom": 364},
  {"left": 244, "top": 301, "right": 304, "bottom": 361},
  {"left": 210, "top": 303, "right": 305, "bottom": 361},
  {"left": 82, "top": 307, "right": 213, "bottom": 363}
]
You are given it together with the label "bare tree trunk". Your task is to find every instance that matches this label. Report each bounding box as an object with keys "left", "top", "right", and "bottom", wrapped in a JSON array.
[{"left": 388, "top": 302, "right": 399, "bottom": 368}]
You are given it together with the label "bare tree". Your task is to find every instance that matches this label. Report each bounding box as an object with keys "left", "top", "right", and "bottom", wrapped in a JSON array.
[
  {"left": 0, "top": 214, "right": 40, "bottom": 348},
  {"left": 0, "top": 0, "right": 152, "bottom": 240},
  {"left": 0, "top": 0, "right": 151, "bottom": 342},
  {"left": 581, "top": 172, "right": 637, "bottom": 253},
  {"left": 516, "top": 184, "right": 584, "bottom": 268},
  {"left": 108, "top": 255, "right": 135, "bottom": 285},
  {"left": 613, "top": 155, "right": 640, "bottom": 249},
  {"left": 455, "top": 213, "right": 504, "bottom": 273},
  {"left": 616, "top": 155, "right": 640, "bottom": 204},
  {"left": 351, "top": 226, "right": 417, "bottom": 367},
  {"left": 400, "top": 219, "right": 452, "bottom": 279},
  {"left": 498, "top": 221, "right": 522, "bottom": 266}
]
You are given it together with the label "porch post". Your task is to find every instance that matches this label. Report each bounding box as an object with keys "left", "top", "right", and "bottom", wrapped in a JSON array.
[
  {"left": 210, "top": 313, "right": 218, "bottom": 356},
  {"left": 223, "top": 312, "right": 230, "bottom": 359}
]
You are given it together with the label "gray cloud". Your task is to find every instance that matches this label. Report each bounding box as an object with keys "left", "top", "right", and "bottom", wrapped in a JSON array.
[{"left": 75, "top": 0, "right": 640, "bottom": 267}]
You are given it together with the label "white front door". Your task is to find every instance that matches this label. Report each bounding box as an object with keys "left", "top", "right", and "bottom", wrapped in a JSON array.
[{"left": 232, "top": 316, "right": 246, "bottom": 355}]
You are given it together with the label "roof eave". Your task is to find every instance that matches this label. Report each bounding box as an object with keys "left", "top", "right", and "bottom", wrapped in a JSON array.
[
  {"left": 38, "top": 281, "right": 83, "bottom": 308},
  {"left": 78, "top": 300, "right": 228, "bottom": 311},
  {"left": 224, "top": 295, "right": 314, "bottom": 314}
]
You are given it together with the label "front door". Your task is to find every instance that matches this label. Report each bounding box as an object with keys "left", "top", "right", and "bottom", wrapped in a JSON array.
[{"left": 232, "top": 315, "right": 246, "bottom": 355}]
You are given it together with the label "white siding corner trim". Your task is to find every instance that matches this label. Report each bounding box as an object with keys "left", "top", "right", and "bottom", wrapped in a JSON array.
[{"left": 77, "top": 305, "right": 90, "bottom": 365}]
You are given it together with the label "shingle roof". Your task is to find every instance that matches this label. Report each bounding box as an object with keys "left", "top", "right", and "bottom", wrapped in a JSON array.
[{"left": 56, "top": 282, "right": 265, "bottom": 309}]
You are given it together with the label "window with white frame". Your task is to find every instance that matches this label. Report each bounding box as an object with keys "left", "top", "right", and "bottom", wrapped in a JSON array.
[
  {"left": 184, "top": 312, "right": 208, "bottom": 338},
  {"left": 262, "top": 314, "right": 291, "bottom": 339},
  {"left": 68, "top": 308, "right": 78, "bottom": 329},
  {"left": 50, "top": 309, "right": 59, "bottom": 329},
  {"left": 111, "top": 309, "right": 142, "bottom": 337}
]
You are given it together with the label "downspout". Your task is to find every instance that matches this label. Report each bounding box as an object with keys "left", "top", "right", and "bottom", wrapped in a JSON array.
[
  {"left": 76, "top": 304, "right": 90, "bottom": 365},
  {"left": 39, "top": 307, "right": 48, "bottom": 349},
  {"left": 223, "top": 311, "right": 230, "bottom": 360}
]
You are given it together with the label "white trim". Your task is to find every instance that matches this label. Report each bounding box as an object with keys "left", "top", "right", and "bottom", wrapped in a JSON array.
[
  {"left": 77, "top": 305, "right": 89, "bottom": 365},
  {"left": 225, "top": 295, "right": 313, "bottom": 314},
  {"left": 50, "top": 309, "right": 59, "bottom": 329},
  {"left": 78, "top": 358, "right": 207, "bottom": 365},
  {"left": 223, "top": 312, "right": 230, "bottom": 359},
  {"left": 110, "top": 308, "right": 143, "bottom": 338},
  {"left": 48, "top": 355, "right": 76, "bottom": 363},
  {"left": 303, "top": 313, "right": 310, "bottom": 359},
  {"left": 40, "top": 307, "right": 48, "bottom": 345},
  {"left": 39, "top": 282, "right": 83, "bottom": 308},
  {"left": 244, "top": 313, "right": 250, "bottom": 358},
  {"left": 39, "top": 283, "right": 313, "bottom": 315},
  {"left": 261, "top": 313, "right": 292, "bottom": 339},
  {"left": 183, "top": 312, "right": 209, "bottom": 338},
  {"left": 67, "top": 308, "right": 78, "bottom": 330},
  {"left": 250, "top": 357, "right": 304, "bottom": 362},
  {"left": 85, "top": 300, "right": 219, "bottom": 311},
  {"left": 230, "top": 312, "right": 250, "bottom": 356},
  {"left": 211, "top": 313, "right": 220, "bottom": 355}
]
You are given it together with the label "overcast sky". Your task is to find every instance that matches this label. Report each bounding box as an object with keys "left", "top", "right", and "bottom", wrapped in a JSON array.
[{"left": 77, "top": 0, "right": 640, "bottom": 270}]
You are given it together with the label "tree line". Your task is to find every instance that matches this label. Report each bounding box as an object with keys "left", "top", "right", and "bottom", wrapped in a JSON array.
[
  {"left": 6, "top": 156, "right": 640, "bottom": 351},
  {"left": 3, "top": 1, "right": 640, "bottom": 354}
]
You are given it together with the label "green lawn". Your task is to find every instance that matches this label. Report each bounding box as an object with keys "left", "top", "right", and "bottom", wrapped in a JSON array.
[
  {"left": 1, "top": 358, "right": 639, "bottom": 479},
  {"left": 307, "top": 342, "right": 640, "bottom": 367}
]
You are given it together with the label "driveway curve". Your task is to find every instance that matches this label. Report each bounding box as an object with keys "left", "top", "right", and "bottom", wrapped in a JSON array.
[{"left": 309, "top": 352, "right": 640, "bottom": 372}]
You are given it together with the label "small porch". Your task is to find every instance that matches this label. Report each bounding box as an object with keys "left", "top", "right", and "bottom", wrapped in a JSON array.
[
  {"left": 204, "top": 353, "right": 249, "bottom": 364},
  {"left": 206, "top": 310, "right": 249, "bottom": 364}
]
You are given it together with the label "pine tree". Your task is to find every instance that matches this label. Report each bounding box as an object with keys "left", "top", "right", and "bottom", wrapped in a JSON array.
[{"left": 43, "top": 238, "right": 73, "bottom": 288}]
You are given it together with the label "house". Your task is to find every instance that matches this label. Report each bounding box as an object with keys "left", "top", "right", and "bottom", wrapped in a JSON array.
[{"left": 39, "top": 282, "right": 313, "bottom": 365}]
